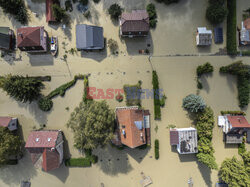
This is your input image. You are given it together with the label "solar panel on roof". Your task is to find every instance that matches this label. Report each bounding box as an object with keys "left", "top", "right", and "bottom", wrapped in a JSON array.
[
  {"left": 214, "top": 27, "right": 223, "bottom": 43},
  {"left": 134, "top": 121, "right": 143, "bottom": 130}
]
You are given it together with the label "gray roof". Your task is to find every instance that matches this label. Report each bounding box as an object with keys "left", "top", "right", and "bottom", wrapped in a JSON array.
[
  {"left": 247, "top": 130, "right": 250, "bottom": 143},
  {"left": 76, "top": 24, "right": 104, "bottom": 50},
  {"left": 226, "top": 134, "right": 243, "bottom": 144},
  {"left": 0, "top": 27, "right": 11, "bottom": 50}
]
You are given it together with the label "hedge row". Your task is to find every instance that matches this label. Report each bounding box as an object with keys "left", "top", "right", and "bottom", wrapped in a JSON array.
[
  {"left": 226, "top": 0, "right": 237, "bottom": 55},
  {"left": 155, "top": 139, "right": 159, "bottom": 160},
  {"left": 146, "top": 3, "right": 157, "bottom": 28},
  {"left": 221, "top": 110, "right": 246, "bottom": 116},
  {"left": 47, "top": 75, "right": 85, "bottom": 99},
  {"left": 220, "top": 61, "right": 250, "bottom": 108},
  {"left": 152, "top": 71, "right": 161, "bottom": 120},
  {"left": 196, "top": 107, "right": 218, "bottom": 170}
]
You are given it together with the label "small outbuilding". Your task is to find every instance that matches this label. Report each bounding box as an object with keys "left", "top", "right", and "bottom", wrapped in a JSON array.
[
  {"left": 0, "top": 27, "right": 14, "bottom": 51},
  {"left": 76, "top": 24, "right": 104, "bottom": 50},
  {"left": 0, "top": 117, "right": 18, "bottom": 131},
  {"left": 196, "top": 27, "right": 212, "bottom": 46},
  {"left": 240, "top": 18, "right": 250, "bottom": 45}
]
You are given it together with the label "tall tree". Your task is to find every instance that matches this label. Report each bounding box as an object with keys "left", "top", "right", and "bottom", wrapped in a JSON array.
[
  {"left": 0, "top": 75, "right": 44, "bottom": 103},
  {"left": 219, "top": 156, "right": 250, "bottom": 186},
  {"left": 0, "top": 127, "right": 23, "bottom": 166},
  {"left": 67, "top": 100, "right": 115, "bottom": 150}
]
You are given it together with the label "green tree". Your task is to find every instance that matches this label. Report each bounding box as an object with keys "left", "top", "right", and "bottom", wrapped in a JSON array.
[
  {"left": 206, "top": 3, "right": 227, "bottom": 24},
  {"left": 219, "top": 157, "right": 250, "bottom": 186},
  {"left": 182, "top": 94, "right": 206, "bottom": 113},
  {"left": 0, "top": 75, "right": 44, "bottom": 103},
  {"left": 0, "top": 0, "right": 28, "bottom": 24},
  {"left": 108, "top": 3, "right": 122, "bottom": 20},
  {"left": 147, "top": 3, "right": 158, "bottom": 28},
  {"left": 0, "top": 127, "right": 23, "bottom": 166},
  {"left": 52, "top": 4, "right": 68, "bottom": 23},
  {"left": 241, "top": 151, "right": 250, "bottom": 175},
  {"left": 67, "top": 100, "right": 115, "bottom": 150}
]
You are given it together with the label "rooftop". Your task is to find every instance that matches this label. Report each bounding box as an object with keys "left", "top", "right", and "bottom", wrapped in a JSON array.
[
  {"left": 0, "top": 117, "right": 12, "bottom": 128},
  {"left": 227, "top": 115, "right": 250, "bottom": 128},
  {"left": 17, "top": 26, "right": 42, "bottom": 48}
]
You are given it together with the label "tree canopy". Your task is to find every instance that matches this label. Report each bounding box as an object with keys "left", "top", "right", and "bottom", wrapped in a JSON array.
[
  {"left": 183, "top": 94, "right": 206, "bottom": 113},
  {"left": 108, "top": 3, "right": 122, "bottom": 20},
  {"left": 219, "top": 156, "right": 250, "bottom": 186},
  {"left": 0, "top": 75, "right": 44, "bottom": 103},
  {"left": 67, "top": 100, "right": 115, "bottom": 150},
  {"left": 0, "top": 127, "right": 23, "bottom": 166}
]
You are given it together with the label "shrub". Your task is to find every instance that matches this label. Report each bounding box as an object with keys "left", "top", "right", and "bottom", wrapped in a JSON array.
[
  {"left": 107, "top": 39, "right": 118, "bottom": 54},
  {"left": 65, "top": 158, "right": 91, "bottom": 167},
  {"left": 196, "top": 62, "right": 214, "bottom": 77},
  {"left": 183, "top": 94, "right": 206, "bottom": 113},
  {"left": 154, "top": 0, "right": 179, "bottom": 5},
  {"left": 115, "top": 94, "right": 123, "bottom": 102},
  {"left": 197, "top": 79, "right": 203, "bottom": 89},
  {"left": 108, "top": 3, "right": 122, "bottom": 20},
  {"left": 160, "top": 94, "right": 167, "bottom": 107},
  {"left": 152, "top": 71, "right": 161, "bottom": 119},
  {"left": 83, "top": 10, "right": 91, "bottom": 19},
  {"left": 38, "top": 97, "right": 53, "bottom": 112},
  {"left": 155, "top": 139, "right": 159, "bottom": 160},
  {"left": 147, "top": 3, "right": 157, "bottom": 28},
  {"left": 238, "top": 137, "right": 246, "bottom": 156},
  {"left": 220, "top": 110, "right": 246, "bottom": 116},
  {"left": 226, "top": 0, "right": 237, "bottom": 55},
  {"left": 206, "top": 3, "right": 227, "bottom": 24}
]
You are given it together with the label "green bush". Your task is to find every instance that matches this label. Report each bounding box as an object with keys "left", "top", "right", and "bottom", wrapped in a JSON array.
[
  {"left": 155, "top": 139, "right": 159, "bottom": 160},
  {"left": 160, "top": 94, "right": 167, "bottom": 107},
  {"left": 38, "top": 97, "right": 53, "bottom": 112},
  {"left": 197, "top": 79, "right": 203, "bottom": 89},
  {"left": 220, "top": 61, "right": 250, "bottom": 108},
  {"left": 154, "top": 0, "right": 179, "bottom": 5},
  {"left": 206, "top": 3, "right": 227, "bottom": 24},
  {"left": 221, "top": 110, "right": 246, "bottom": 116},
  {"left": 152, "top": 71, "right": 161, "bottom": 119},
  {"left": 226, "top": 0, "right": 237, "bottom": 55},
  {"left": 65, "top": 0, "right": 73, "bottom": 12},
  {"left": 183, "top": 94, "right": 206, "bottom": 113},
  {"left": 52, "top": 4, "right": 68, "bottom": 23},
  {"left": 79, "top": 0, "right": 88, "bottom": 5},
  {"left": 93, "top": 0, "right": 100, "bottom": 3},
  {"left": 147, "top": 3, "right": 157, "bottom": 28},
  {"left": 238, "top": 137, "right": 246, "bottom": 156},
  {"left": 108, "top": 3, "right": 122, "bottom": 20},
  {"left": 65, "top": 158, "right": 91, "bottom": 167},
  {"left": 196, "top": 62, "right": 214, "bottom": 77}
]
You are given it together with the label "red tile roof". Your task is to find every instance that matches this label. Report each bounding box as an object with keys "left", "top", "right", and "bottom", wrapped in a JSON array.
[
  {"left": 227, "top": 115, "right": 250, "bottom": 128},
  {"left": 17, "top": 27, "right": 41, "bottom": 48},
  {"left": 121, "top": 10, "right": 149, "bottom": 33},
  {"left": 42, "top": 148, "right": 60, "bottom": 172},
  {"left": 25, "top": 130, "right": 59, "bottom": 148},
  {"left": 244, "top": 18, "right": 250, "bottom": 30},
  {"left": 116, "top": 108, "right": 149, "bottom": 148},
  {"left": 170, "top": 129, "right": 179, "bottom": 145},
  {"left": 46, "top": 0, "right": 56, "bottom": 22},
  {"left": 0, "top": 117, "right": 12, "bottom": 127}
]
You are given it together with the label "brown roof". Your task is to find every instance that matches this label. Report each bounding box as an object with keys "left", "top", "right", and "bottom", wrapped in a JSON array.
[
  {"left": 170, "top": 130, "right": 179, "bottom": 145},
  {"left": 46, "top": 0, "right": 56, "bottom": 22},
  {"left": 116, "top": 108, "right": 149, "bottom": 148},
  {"left": 17, "top": 27, "right": 42, "bottom": 48},
  {"left": 0, "top": 117, "right": 12, "bottom": 127},
  {"left": 121, "top": 10, "right": 149, "bottom": 32},
  {"left": 25, "top": 130, "right": 59, "bottom": 148},
  {"left": 42, "top": 148, "right": 60, "bottom": 171},
  {"left": 244, "top": 18, "right": 250, "bottom": 30},
  {"left": 227, "top": 116, "right": 250, "bottom": 128}
]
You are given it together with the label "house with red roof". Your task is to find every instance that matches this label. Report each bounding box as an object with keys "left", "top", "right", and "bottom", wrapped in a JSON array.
[
  {"left": 170, "top": 127, "right": 198, "bottom": 154},
  {"left": 219, "top": 115, "right": 250, "bottom": 144},
  {"left": 17, "top": 26, "right": 47, "bottom": 52},
  {"left": 112, "top": 106, "right": 151, "bottom": 148},
  {"left": 120, "top": 10, "right": 150, "bottom": 37},
  {"left": 25, "top": 130, "right": 63, "bottom": 172},
  {"left": 0, "top": 116, "right": 18, "bottom": 131}
]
